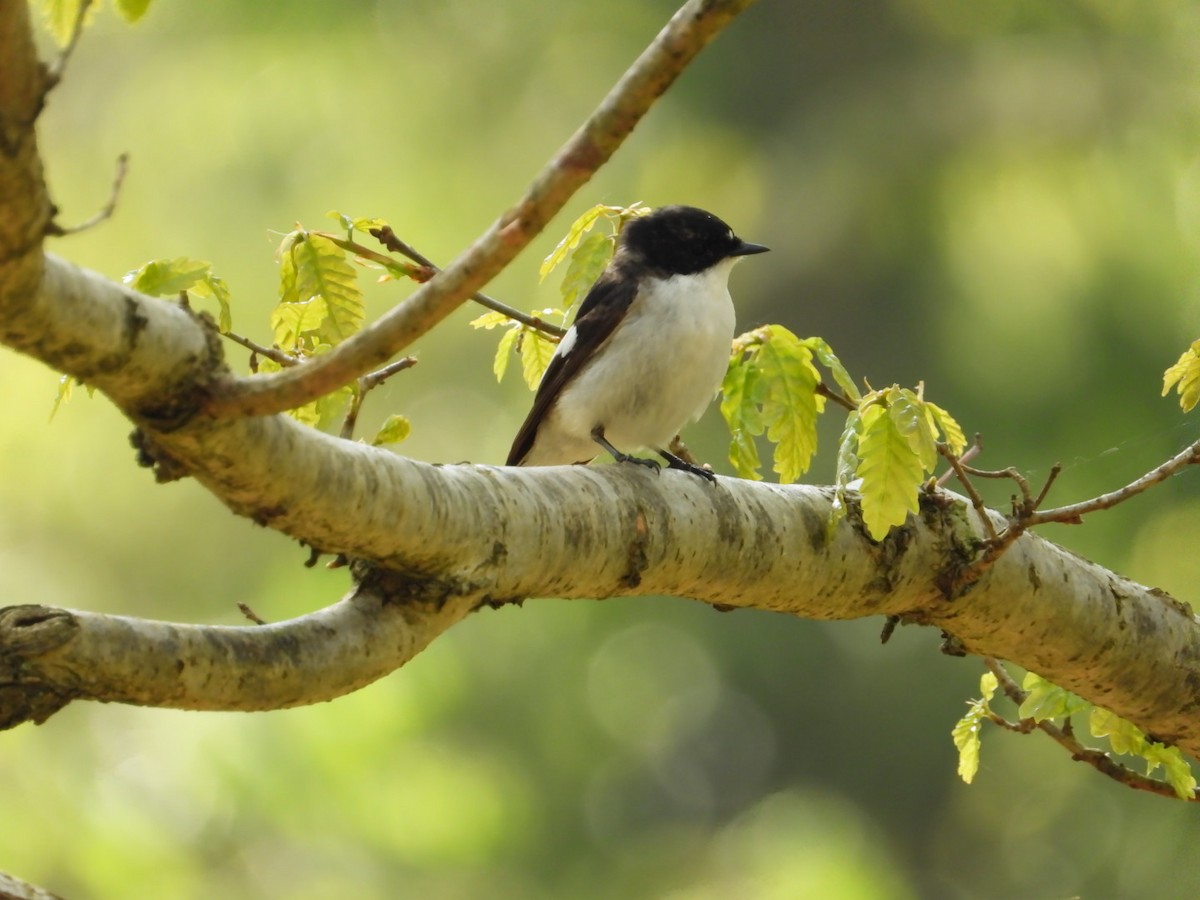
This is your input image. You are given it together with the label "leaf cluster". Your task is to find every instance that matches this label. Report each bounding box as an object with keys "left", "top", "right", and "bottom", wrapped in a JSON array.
[
  {"left": 118, "top": 214, "right": 418, "bottom": 445},
  {"left": 953, "top": 671, "right": 1197, "bottom": 800}
]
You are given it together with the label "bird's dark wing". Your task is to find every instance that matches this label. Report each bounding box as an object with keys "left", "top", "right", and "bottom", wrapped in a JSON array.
[{"left": 506, "top": 271, "right": 640, "bottom": 465}]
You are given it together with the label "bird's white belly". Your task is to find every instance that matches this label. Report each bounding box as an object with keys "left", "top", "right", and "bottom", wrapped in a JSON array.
[{"left": 548, "top": 267, "right": 736, "bottom": 458}]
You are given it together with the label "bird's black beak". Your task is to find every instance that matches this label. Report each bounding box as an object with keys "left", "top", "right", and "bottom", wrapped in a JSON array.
[{"left": 731, "top": 240, "right": 770, "bottom": 257}]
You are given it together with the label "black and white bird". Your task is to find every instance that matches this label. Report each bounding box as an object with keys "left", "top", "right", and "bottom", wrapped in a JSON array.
[{"left": 507, "top": 205, "right": 768, "bottom": 481}]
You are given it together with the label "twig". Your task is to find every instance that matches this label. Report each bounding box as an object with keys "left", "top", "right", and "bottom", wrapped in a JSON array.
[
  {"left": 981, "top": 658, "right": 1197, "bottom": 802},
  {"left": 816, "top": 381, "right": 856, "bottom": 412},
  {"left": 202, "top": 0, "right": 756, "bottom": 419},
  {"left": 937, "top": 443, "right": 999, "bottom": 542},
  {"left": 340, "top": 356, "right": 419, "bottom": 440},
  {"left": 46, "top": 152, "right": 129, "bottom": 236},
  {"left": 221, "top": 331, "right": 301, "bottom": 368},
  {"left": 371, "top": 226, "right": 566, "bottom": 338},
  {"left": 316, "top": 231, "right": 436, "bottom": 283},
  {"left": 237, "top": 603, "right": 267, "bottom": 625},
  {"left": 1026, "top": 440, "right": 1200, "bottom": 526},
  {"left": 1031, "top": 462, "right": 1062, "bottom": 511},
  {"left": 44, "top": 0, "right": 95, "bottom": 88},
  {"left": 936, "top": 432, "right": 982, "bottom": 487}
]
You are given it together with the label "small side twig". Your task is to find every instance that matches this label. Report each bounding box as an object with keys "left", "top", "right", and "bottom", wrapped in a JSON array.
[
  {"left": 371, "top": 226, "right": 567, "bottom": 339},
  {"left": 937, "top": 442, "right": 999, "bottom": 543},
  {"left": 816, "top": 381, "right": 857, "bottom": 412},
  {"left": 936, "top": 432, "right": 982, "bottom": 487},
  {"left": 1026, "top": 440, "right": 1200, "bottom": 526},
  {"left": 45, "top": 152, "right": 129, "bottom": 237},
  {"left": 44, "top": 0, "right": 95, "bottom": 89},
  {"left": 237, "top": 603, "right": 267, "bottom": 625},
  {"left": 317, "top": 232, "right": 435, "bottom": 283},
  {"left": 982, "top": 658, "right": 1197, "bottom": 802},
  {"left": 340, "top": 356, "right": 419, "bottom": 440},
  {"left": 221, "top": 331, "right": 301, "bottom": 369}
]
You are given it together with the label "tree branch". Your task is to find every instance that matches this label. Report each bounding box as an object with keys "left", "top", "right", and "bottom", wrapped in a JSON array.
[{"left": 200, "top": 0, "right": 757, "bottom": 418}]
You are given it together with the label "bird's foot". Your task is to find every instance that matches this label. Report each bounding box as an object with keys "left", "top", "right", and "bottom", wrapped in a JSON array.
[{"left": 658, "top": 449, "right": 717, "bottom": 483}]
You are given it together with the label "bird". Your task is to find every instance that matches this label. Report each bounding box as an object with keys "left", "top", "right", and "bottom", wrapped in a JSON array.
[{"left": 506, "top": 204, "right": 768, "bottom": 481}]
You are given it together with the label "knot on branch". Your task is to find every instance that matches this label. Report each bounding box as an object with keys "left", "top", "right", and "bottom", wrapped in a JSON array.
[
  {"left": 0, "top": 606, "right": 80, "bottom": 730},
  {"left": 0, "top": 605, "right": 78, "bottom": 655}
]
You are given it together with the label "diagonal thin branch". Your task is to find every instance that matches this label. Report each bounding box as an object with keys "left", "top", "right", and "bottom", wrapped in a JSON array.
[
  {"left": 1026, "top": 440, "right": 1200, "bottom": 526},
  {"left": 201, "top": 0, "right": 757, "bottom": 419},
  {"left": 370, "top": 225, "right": 566, "bottom": 338}
]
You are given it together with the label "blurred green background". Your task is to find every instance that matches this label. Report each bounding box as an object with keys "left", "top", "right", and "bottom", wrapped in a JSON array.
[{"left": 4, "top": 0, "right": 1200, "bottom": 897}]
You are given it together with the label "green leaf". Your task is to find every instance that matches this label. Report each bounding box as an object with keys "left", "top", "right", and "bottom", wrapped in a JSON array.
[
  {"left": 114, "top": 0, "right": 153, "bottom": 23},
  {"left": 1142, "top": 744, "right": 1198, "bottom": 800},
  {"left": 519, "top": 329, "right": 557, "bottom": 389},
  {"left": 558, "top": 232, "right": 612, "bottom": 310},
  {"left": 834, "top": 411, "right": 863, "bottom": 489},
  {"left": 540, "top": 205, "right": 611, "bottom": 282},
  {"left": 371, "top": 414, "right": 412, "bottom": 446},
  {"left": 190, "top": 273, "right": 233, "bottom": 333},
  {"left": 1163, "top": 340, "right": 1200, "bottom": 413},
  {"left": 951, "top": 673, "right": 999, "bottom": 786},
  {"left": 38, "top": 0, "right": 91, "bottom": 46},
  {"left": 287, "top": 232, "right": 363, "bottom": 344},
  {"left": 980, "top": 671, "right": 999, "bottom": 701},
  {"left": 925, "top": 400, "right": 967, "bottom": 456},
  {"left": 893, "top": 389, "right": 939, "bottom": 474},
  {"left": 492, "top": 327, "right": 519, "bottom": 382},
  {"left": 952, "top": 704, "right": 987, "bottom": 784},
  {"left": 290, "top": 384, "right": 353, "bottom": 430},
  {"left": 1089, "top": 707, "right": 1197, "bottom": 799},
  {"left": 721, "top": 353, "right": 767, "bottom": 479},
  {"left": 124, "top": 257, "right": 212, "bottom": 296},
  {"left": 1087, "top": 705, "right": 1146, "bottom": 756},
  {"left": 271, "top": 297, "right": 328, "bottom": 350},
  {"left": 469, "top": 311, "right": 514, "bottom": 330},
  {"left": 856, "top": 393, "right": 924, "bottom": 540},
  {"left": 327, "top": 210, "right": 389, "bottom": 237},
  {"left": 1019, "top": 673, "right": 1088, "bottom": 723},
  {"left": 757, "top": 326, "right": 823, "bottom": 484},
  {"left": 804, "top": 336, "right": 861, "bottom": 403}
]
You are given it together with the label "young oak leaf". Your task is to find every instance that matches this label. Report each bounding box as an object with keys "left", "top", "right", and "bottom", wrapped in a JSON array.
[
  {"left": 856, "top": 392, "right": 925, "bottom": 540},
  {"left": 952, "top": 673, "right": 998, "bottom": 785},
  {"left": 757, "top": 326, "right": 823, "bottom": 484},
  {"left": 559, "top": 232, "right": 613, "bottom": 311},
  {"left": 540, "top": 204, "right": 612, "bottom": 282},
  {"left": 125, "top": 257, "right": 212, "bottom": 296},
  {"left": 327, "top": 210, "right": 390, "bottom": 239},
  {"left": 114, "top": 0, "right": 153, "bottom": 23},
  {"left": 1089, "top": 706, "right": 1197, "bottom": 799},
  {"left": 804, "top": 336, "right": 861, "bottom": 403},
  {"left": 519, "top": 328, "right": 558, "bottom": 389},
  {"left": 124, "top": 257, "right": 233, "bottom": 333},
  {"left": 720, "top": 353, "right": 766, "bottom": 480},
  {"left": 372, "top": 414, "right": 412, "bottom": 447},
  {"left": 1019, "top": 673, "right": 1088, "bottom": 723},
  {"left": 271, "top": 297, "right": 328, "bottom": 351},
  {"left": 1163, "top": 339, "right": 1200, "bottom": 413},
  {"left": 925, "top": 400, "right": 967, "bottom": 456},
  {"left": 540, "top": 202, "right": 647, "bottom": 282},
  {"left": 286, "top": 232, "right": 363, "bottom": 344},
  {"left": 38, "top": 0, "right": 95, "bottom": 46},
  {"left": 893, "top": 389, "right": 939, "bottom": 474}
]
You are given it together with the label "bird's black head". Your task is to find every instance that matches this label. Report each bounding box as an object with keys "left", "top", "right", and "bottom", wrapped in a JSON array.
[{"left": 618, "top": 205, "right": 769, "bottom": 276}]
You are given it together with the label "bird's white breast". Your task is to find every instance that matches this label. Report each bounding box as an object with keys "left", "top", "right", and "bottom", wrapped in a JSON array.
[{"left": 537, "top": 258, "right": 739, "bottom": 461}]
